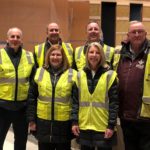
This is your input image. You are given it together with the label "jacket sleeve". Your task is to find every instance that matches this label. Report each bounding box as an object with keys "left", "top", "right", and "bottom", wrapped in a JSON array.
[
  {"left": 71, "top": 82, "right": 79, "bottom": 125},
  {"left": 108, "top": 78, "right": 119, "bottom": 130},
  {"left": 27, "top": 79, "right": 38, "bottom": 122}
]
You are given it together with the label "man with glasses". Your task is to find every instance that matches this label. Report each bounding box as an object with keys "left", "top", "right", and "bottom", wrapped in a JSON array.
[{"left": 113, "top": 21, "right": 150, "bottom": 150}]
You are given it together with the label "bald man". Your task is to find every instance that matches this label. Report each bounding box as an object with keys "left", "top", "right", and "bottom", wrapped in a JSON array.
[
  {"left": 0, "top": 27, "right": 35, "bottom": 150},
  {"left": 34, "top": 22, "right": 73, "bottom": 68}
]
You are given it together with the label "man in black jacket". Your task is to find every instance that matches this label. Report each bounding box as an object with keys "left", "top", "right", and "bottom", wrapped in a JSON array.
[{"left": 0, "top": 27, "right": 35, "bottom": 150}]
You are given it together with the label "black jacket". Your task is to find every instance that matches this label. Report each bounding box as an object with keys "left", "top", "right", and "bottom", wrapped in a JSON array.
[
  {"left": 71, "top": 66, "right": 119, "bottom": 130},
  {"left": 27, "top": 67, "right": 73, "bottom": 143},
  {"left": 71, "top": 66, "right": 119, "bottom": 147}
]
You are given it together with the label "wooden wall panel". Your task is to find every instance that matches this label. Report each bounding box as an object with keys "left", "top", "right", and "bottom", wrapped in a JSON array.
[
  {"left": 0, "top": 0, "right": 69, "bottom": 51},
  {"left": 68, "top": 1, "right": 89, "bottom": 48}
]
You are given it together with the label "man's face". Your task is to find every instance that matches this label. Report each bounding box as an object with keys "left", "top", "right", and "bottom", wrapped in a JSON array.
[
  {"left": 127, "top": 22, "right": 147, "bottom": 47},
  {"left": 87, "top": 22, "right": 100, "bottom": 42},
  {"left": 47, "top": 23, "right": 60, "bottom": 44},
  {"left": 7, "top": 28, "right": 22, "bottom": 50}
]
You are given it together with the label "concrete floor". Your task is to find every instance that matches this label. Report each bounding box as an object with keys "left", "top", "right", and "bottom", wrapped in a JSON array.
[{"left": 4, "top": 130, "right": 37, "bottom": 150}]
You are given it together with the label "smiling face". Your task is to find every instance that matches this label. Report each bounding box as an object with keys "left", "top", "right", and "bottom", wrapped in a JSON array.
[
  {"left": 87, "top": 45, "right": 101, "bottom": 71},
  {"left": 127, "top": 22, "right": 147, "bottom": 50},
  {"left": 49, "top": 49, "right": 63, "bottom": 69},
  {"left": 87, "top": 22, "right": 101, "bottom": 42},
  {"left": 7, "top": 28, "right": 22, "bottom": 51},
  {"left": 47, "top": 23, "right": 60, "bottom": 44}
]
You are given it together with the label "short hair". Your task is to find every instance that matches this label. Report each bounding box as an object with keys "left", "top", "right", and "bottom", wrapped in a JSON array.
[
  {"left": 86, "top": 20, "right": 103, "bottom": 41},
  {"left": 46, "top": 22, "right": 59, "bottom": 32},
  {"left": 44, "top": 44, "right": 69, "bottom": 71},
  {"left": 128, "top": 20, "right": 145, "bottom": 31},
  {"left": 85, "top": 42, "right": 106, "bottom": 69},
  {"left": 7, "top": 27, "right": 23, "bottom": 37}
]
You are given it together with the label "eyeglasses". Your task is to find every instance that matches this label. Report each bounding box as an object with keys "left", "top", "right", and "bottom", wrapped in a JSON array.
[{"left": 129, "top": 30, "right": 145, "bottom": 35}]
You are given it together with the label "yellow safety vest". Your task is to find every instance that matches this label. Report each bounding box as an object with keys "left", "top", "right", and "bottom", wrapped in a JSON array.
[
  {"left": 113, "top": 46, "right": 150, "bottom": 118},
  {"left": 34, "top": 42, "right": 73, "bottom": 67},
  {"left": 0, "top": 48, "right": 34, "bottom": 101},
  {"left": 77, "top": 70, "right": 117, "bottom": 132},
  {"left": 75, "top": 44, "right": 114, "bottom": 70},
  {"left": 34, "top": 67, "right": 77, "bottom": 121}
]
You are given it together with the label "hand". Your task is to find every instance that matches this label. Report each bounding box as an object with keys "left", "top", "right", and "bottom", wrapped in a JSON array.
[
  {"left": 72, "top": 125, "right": 80, "bottom": 136},
  {"left": 29, "top": 121, "right": 36, "bottom": 131},
  {"left": 104, "top": 128, "right": 114, "bottom": 139}
]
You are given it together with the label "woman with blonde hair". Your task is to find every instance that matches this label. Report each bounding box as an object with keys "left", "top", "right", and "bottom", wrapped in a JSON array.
[
  {"left": 27, "top": 44, "right": 77, "bottom": 150},
  {"left": 72, "top": 42, "right": 119, "bottom": 150}
]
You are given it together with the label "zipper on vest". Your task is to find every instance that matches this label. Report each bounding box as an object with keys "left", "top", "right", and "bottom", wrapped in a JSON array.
[
  {"left": 14, "top": 67, "right": 18, "bottom": 101},
  {"left": 51, "top": 74, "right": 57, "bottom": 121},
  {"left": 50, "top": 74, "right": 57, "bottom": 142}
]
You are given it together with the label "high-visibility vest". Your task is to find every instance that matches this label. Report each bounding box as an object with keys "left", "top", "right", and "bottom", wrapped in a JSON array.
[
  {"left": 75, "top": 44, "right": 114, "bottom": 70},
  {"left": 77, "top": 70, "right": 117, "bottom": 132},
  {"left": 113, "top": 46, "right": 150, "bottom": 118},
  {"left": 0, "top": 48, "right": 34, "bottom": 101},
  {"left": 34, "top": 42, "right": 73, "bottom": 67},
  {"left": 34, "top": 67, "right": 77, "bottom": 121}
]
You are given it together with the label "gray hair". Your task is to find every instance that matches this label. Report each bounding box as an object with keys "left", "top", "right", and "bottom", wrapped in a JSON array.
[{"left": 7, "top": 27, "right": 23, "bottom": 37}]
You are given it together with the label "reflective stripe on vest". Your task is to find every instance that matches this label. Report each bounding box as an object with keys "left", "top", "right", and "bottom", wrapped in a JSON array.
[
  {"left": 104, "top": 45, "right": 111, "bottom": 61},
  {"left": 63, "top": 43, "right": 73, "bottom": 56},
  {"left": 80, "top": 101, "right": 108, "bottom": 109},
  {"left": 77, "top": 70, "right": 114, "bottom": 108},
  {"left": 0, "top": 50, "right": 2, "bottom": 64},
  {"left": 38, "top": 95, "right": 70, "bottom": 103},
  {"left": 37, "top": 43, "right": 44, "bottom": 58},
  {"left": 0, "top": 77, "right": 29, "bottom": 83},
  {"left": 35, "top": 67, "right": 76, "bottom": 121},
  {"left": 77, "top": 46, "right": 84, "bottom": 59},
  {"left": 26, "top": 51, "right": 33, "bottom": 64},
  {"left": 0, "top": 48, "right": 34, "bottom": 101},
  {"left": 77, "top": 70, "right": 116, "bottom": 131}
]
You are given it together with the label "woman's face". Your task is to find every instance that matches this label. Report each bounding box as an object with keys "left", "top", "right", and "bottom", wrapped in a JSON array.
[
  {"left": 87, "top": 45, "right": 101, "bottom": 71},
  {"left": 49, "top": 49, "right": 63, "bottom": 68}
]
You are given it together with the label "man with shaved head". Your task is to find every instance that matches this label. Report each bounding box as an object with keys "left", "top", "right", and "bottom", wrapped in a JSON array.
[
  {"left": 34, "top": 22, "right": 73, "bottom": 68},
  {"left": 0, "top": 27, "right": 35, "bottom": 150},
  {"left": 113, "top": 21, "right": 150, "bottom": 150},
  {"left": 74, "top": 21, "right": 115, "bottom": 70}
]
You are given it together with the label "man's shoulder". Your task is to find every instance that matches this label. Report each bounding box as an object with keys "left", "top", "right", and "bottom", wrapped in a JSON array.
[
  {"left": 103, "top": 43, "right": 114, "bottom": 50},
  {"left": 34, "top": 42, "right": 45, "bottom": 48},
  {"left": 75, "top": 45, "right": 84, "bottom": 51}
]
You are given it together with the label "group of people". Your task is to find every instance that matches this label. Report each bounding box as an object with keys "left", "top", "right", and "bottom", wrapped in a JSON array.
[{"left": 0, "top": 20, "right": 150, "bottom": 150}]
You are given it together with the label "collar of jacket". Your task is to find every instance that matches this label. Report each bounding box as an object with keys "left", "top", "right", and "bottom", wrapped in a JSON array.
[
  {"left": 83, "top": 40, "right": 104, "bottom": 54},
  {"left": 121, "top": 39, "right": 149, "bottom": 58},
  {"left": 5, "top": 45, "right": 22, "bottom": 57},
  {"left": 83, "top": 65, "right": 108, "bottom": 79},
  {"left": 45, "top": 37, "right": 62, "bottom": 47}
]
